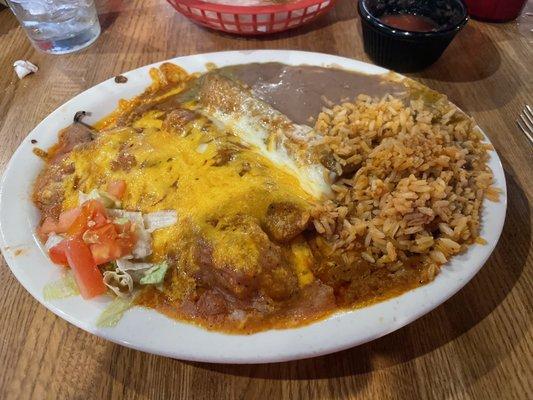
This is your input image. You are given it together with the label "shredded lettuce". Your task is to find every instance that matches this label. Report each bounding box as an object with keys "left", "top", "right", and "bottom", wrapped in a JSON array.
[
  {"left": 79, "top": 189, "right": 121, "bottom": 208},
  {"left": 44, "top": 233, "right": 64, "bottom": 251},
  {"left": 103, "top": 269, "right": 133, "bottom": 297},
  {"left": 96, "top": 296, "right": 134, "bottom": 328},
  {"left": 116, "top": 258, "right": 153, "bottom": 284},
  {"left": 140, "top": 262, "right": 168, "bottom": 285},
  {"left": 116, "top": 258, "right": 153, "bottom": 272},
  {"left": 105, "top": 210, "right": 177, "bottom": 259},
  {"left": 104, "top": 258, "right": 160, "bottom": 297},
  {"left": 43, "top": 273, "right": 79, "bottom": 300},
  {"left": 143, "top": 211, "right": 178, "bottom": 232}
]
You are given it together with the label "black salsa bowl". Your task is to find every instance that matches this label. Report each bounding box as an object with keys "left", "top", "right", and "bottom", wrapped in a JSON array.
[{"left": 358, "top": 0, "right": 469, "bottom": 72}]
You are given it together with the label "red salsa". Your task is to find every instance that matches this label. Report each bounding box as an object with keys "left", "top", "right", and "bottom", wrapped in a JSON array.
[{"left": 379, "top": 13, "right": 438, "bottom": 32}]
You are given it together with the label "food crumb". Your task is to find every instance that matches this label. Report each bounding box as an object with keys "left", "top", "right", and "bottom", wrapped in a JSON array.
[
  {"left": 31, "top": 139, "right": 37, "bottom": 144},
  {"left": 475, "top": 237, "right": 488, "bottom": 245},
  {"left": 33, "top": 147, "right": 48, "bottom": 159},
  {"left": 114, "top": 75, "right": 128, "bottom": 83},
  {"left": 205, "top": 62, "right": 217, "bottom": 71},
  {"left": 320, "top": 95, "right": 334, "bottom": 107}
]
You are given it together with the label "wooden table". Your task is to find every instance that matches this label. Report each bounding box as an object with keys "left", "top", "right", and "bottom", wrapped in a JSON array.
[{"left": 0, "top": 1, "right": 531, "bottom": 399}]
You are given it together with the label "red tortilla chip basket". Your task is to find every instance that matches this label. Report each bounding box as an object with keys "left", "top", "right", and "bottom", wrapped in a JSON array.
[{"left": 166, "top": 0, "right": 337, "bottom": 35}]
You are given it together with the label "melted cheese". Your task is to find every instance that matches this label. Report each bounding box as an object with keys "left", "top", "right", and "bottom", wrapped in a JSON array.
[
  {"left": 291, "top": 240, "right": 315, "bottom": 286},
  {"left": 62, "top": 112, "right": 314, "bottom": 267},
  {"left": 206, "top": 109, "right": 330, "bottom": 199}
]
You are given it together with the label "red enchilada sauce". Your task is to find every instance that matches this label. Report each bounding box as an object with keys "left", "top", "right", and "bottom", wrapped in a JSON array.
[{"left": 379, "top": 13, "right": 438, "bottom": 32}]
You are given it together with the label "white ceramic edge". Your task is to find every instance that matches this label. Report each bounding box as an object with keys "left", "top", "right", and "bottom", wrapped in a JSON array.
[{"left": 0, "top": 50, "right": 507, "bottom": 364}]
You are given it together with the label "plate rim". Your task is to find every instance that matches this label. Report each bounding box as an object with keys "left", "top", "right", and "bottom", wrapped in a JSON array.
[{"left": 0, "top": 50, "right": 507, "bottom": 364}]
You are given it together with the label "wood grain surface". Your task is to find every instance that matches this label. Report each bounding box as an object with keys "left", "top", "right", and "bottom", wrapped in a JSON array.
[{"left": 0, "top": 1, "right": 531, "bottom": 399}]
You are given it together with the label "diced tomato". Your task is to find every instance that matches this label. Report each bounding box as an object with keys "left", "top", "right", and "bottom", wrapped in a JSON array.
[
  {"left": 90, "top": 241, "right": 122, "bottom": 265},
  {"left": 114, "top": 221, "right": 137, "bottom": 257},
  {"left": 89, "top": 231, "right": 136, "bottom": 265},
  {"left": 80, "top": 219, "right": 137, "bottom": 264},
  {"left": 67, "top": 200, "right": 108, "bottom": 237},
  {"left": 92, "top": 211, "right": 108, "bottom": 228},
  {"left": 88, "top": 226, "right": 136, "bottom": 265},
  {"left": 107, "top": 180, "right": 126, "bottom": 199},
  {"left": 65, "top": 238, "right": 106, "bottom": 299},
  {"left": 116, "top": 236, "right": 136, "bottom": 256},
  {"left": 115, "top": 220, "right": 132, "bottom": 235},
  {"left": 38, "top": 208, "right": 82, "bottom": 239},
  {"left": 67, "top": 213, "right": 89, "bottom": 237},
  {"left": 39, "top": 198, "right": 109, "bottom": 241},
  {"left": 39, "top": 217, "right": 58, "bottom": 236},
  {"left": 56, "top": 207, "right": 82, "bottom": 233},
  {"left": 83, "top": 223, "right": 118, "bottom": 244},
  {"left": 85, "top": 200, "right": 107, "bottom": 227},
  {"left": 49, "top": 240, "right": 69, "bottom": 266},
  {"left": 40, "top": 198, "right": 139, "bottom": 270}
]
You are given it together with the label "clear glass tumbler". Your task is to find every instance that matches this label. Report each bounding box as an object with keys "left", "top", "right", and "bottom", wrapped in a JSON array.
[{"left": 6, "top": 0, "right": 101, "bottom": 54}]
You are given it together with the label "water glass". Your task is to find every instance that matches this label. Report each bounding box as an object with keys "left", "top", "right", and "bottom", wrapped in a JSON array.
[{"left": 6, "top": 0, "right": 101, "bottom": 54}]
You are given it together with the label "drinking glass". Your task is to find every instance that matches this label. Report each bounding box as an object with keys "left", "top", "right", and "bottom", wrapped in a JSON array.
[
  {"left": 463, "top": 0, "right": 528, "bottom": 22},
  {"left": 6, "top": 0, "right": 101, "bottom": 54}
]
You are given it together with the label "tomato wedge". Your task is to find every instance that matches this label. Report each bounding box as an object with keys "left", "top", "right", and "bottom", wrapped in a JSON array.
[
  {"left": 57, "top": 207, "right": 82, "bottom": 233},
  {"left": 107, "top": 180, "right": 126, "bottom": 199},
  {"left": 65, "top": 238, "right": 106, "bottom": 299},
  {"left": 49, "top": 240, "right": 68, "bottom": 266},
  {"left": 90, "top": 242, "right": 123, "bottom": 265}
]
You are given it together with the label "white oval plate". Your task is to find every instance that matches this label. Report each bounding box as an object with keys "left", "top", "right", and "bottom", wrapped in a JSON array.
[{"left": 0, "top": 51, "right": 506, "bottom": 364}]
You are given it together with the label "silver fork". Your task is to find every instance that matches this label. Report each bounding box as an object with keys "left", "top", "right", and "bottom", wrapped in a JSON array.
[{"left": 517, "top": 105, "right": 533, "bottom": 145}]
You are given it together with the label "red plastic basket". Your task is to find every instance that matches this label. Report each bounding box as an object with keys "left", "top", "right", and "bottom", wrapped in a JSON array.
[{"left": 166, "top": 0, "right": 337, "bottom": 35}]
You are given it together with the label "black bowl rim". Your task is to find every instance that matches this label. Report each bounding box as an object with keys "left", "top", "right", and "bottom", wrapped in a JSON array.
[{"left": 358, "top": 0, "right": 469, "bottom": 38}]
